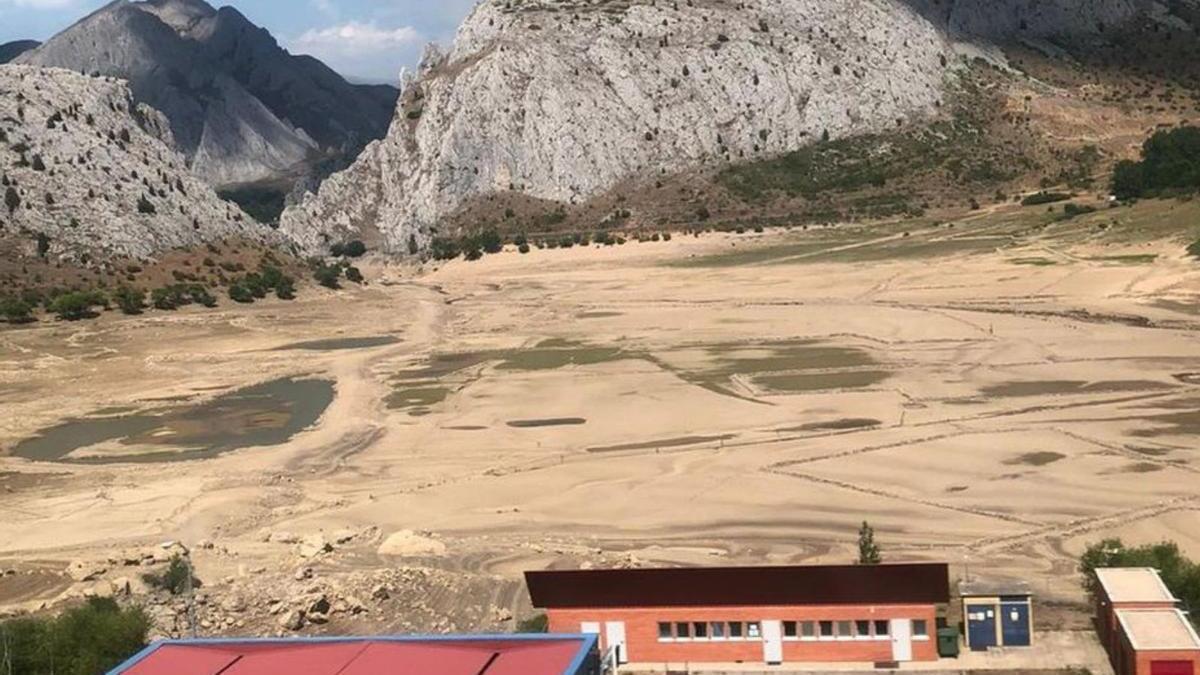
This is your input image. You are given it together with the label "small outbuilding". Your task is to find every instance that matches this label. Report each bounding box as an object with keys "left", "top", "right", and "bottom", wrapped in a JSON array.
[
  {"left": 1095, "top": 567, "right": 1181, "bottom": 665},
  {"left": 1114, "top": 609, "right": 1200, "bottom": 675},
  {"left": 959, "top": 579, "right": 1034, "bottom": 650}
]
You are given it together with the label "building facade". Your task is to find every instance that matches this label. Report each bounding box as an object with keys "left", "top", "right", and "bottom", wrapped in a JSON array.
[
  {"left": 107, "top": 635, "right": 600, "bottom": 675},
  {"left": 526, "top": 563, "right": 949, "bottom": 666}
]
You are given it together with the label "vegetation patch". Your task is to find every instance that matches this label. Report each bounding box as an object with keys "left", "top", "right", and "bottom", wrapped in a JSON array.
[
  {"left": 1004, "top": 451, "right": 1067, "bottom": 467},
  {"left": 1112, "top": 126, "right": 1200, "bottom": 200},
  {"left": 0, "top": 598, "right": 150, "bottom": 675}
]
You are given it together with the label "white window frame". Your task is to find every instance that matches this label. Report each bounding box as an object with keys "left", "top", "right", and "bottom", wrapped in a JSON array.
[{"left": 912, "top": 619, "right": 931, "bottom": 641}]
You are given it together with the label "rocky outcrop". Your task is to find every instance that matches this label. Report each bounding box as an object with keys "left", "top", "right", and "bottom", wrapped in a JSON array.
[
  {"left": 0, "top": 66, "right": 262, "bottom": 260},
  {"left": 281, "top": 0, "right": 954, "bottom": 255},
  {"left": 281, "top": 0, "right": 1194, "bottom": 256},
  {"left": 15, "top": 0, "right": 398, "bottom": 189}
]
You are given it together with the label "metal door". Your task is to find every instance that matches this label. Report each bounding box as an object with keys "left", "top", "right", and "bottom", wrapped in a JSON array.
[
  {"left": 1001, "top": 602, "right": 1031, "bottom": 647},
  {"left": 967, "top": 604, "right": 998, "bottom": 650},
  {"left": 1151, "top": 662, "right": 1195, "bottom": 675},
  {"left": 605, "top": 621, "right": 628, "bottom": 664},
  {"left": 890, "top": 619, "right": 913, "bottom": 662},
  {"left": 761, "top": 620, "right": 783, "bottom": 664}
]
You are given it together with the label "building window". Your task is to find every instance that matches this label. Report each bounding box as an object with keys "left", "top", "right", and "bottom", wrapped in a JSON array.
[
  {"left": 693, "top": 622, "right": 708, "bottom": 639},
  {"left": 711, "top": 622, "right": 726, "bottom": 640},
  {"left": 874, "top": 620, "right": 890, "bottom": 637},
  {"left": 819, "top": 621, "right": 835, "bottom": 639},
  {"left": 837, "top": 621, "right": 853, "bottom": 639},
  {"left": 913, "top": 620, "right": 929, "bottom": 638},
  {"left": 729, "top": 622, "right": 743, "bottom": 639},
  {"left": 658, "top": 623, "right": 672, "bottom": 640},
  {"left": 801, "top": 621, "right": 816, "bottom": 640},
  {"left": 676, "top": 622, "right": 690, "bottom": 640},
  {"left": 783, "top": 621, "right": 797, "bottom": 638},
  {"left": 747, "top": 622, "right": 761, "bottom": 639},
  {"left": 856, "top": 620, "right": 871, "bottom": 639}
]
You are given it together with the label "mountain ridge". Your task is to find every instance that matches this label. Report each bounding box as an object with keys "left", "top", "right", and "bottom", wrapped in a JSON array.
[{"left": 14, "top": 0, "right": 398, "bottom": 193}]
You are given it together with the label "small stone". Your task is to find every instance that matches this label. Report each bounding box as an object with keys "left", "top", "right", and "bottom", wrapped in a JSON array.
[{"left": 279, "top": 610, "right": 305, "bottom": 631}]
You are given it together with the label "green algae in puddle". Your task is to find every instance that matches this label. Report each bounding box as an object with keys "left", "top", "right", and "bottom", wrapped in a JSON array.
[
  {"left": 508, "top": 418, "right": 588, "bottom": 428},
  {"left": 275, "top": 336, "right": 399, "bottom": 352},
  {"left": 755, "top": 370, "right": 890, "bottom": 393},
  {"left": 587, "top": 434, "right": 737, "bottom": 453},
  {"left": 776, "top": 418, "right": 881, "bottom": 433},
  {"left": 10, "top": 378, "right": 334, "bottom": 465},
  {"left": 386, "top": 386, "right": 452, "bottom": 412},
  {"left": 982, "top": 380, "right": 1173, "bottom": 398}
]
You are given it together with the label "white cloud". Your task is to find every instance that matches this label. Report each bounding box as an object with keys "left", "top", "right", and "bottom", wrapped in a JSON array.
[
  {"left": 292, "top": 21, "right": 421, "bottom": 56},
  {"left": 0, "top": 0, "right": 78, "bottom": 7},
  {"left": 289, "top": 20, "right": 423, "bottom": 82}
]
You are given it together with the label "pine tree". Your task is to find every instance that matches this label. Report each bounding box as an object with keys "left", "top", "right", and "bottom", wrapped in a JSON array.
[{"left": 858, "top": 521, "right": 882, "bottom": 565}]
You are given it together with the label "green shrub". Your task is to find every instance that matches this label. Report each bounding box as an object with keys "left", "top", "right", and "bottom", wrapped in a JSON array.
[
  {"left": 49, "top": 290, "right": 105, "bottom": 321},
  {"left": 113, "top": 286, "right": 145, "bottom": 315},
  {"left": 275, "top": 276, "right": 296, "bottom": 300},
  {"left": 1021, "top": 191, "right": 1071, "bottom": 206},
  {"left": 136, "top": 195, "right": 156, "bottom": 215},
  {"left": 1188, "top": 240, "right": 1200, "bottom": 259},
  {"left": 142, "top": 556, "right": 201, "bottom": 596},
  {"left": 188, "top": 285, "right": 217, "bottom": 308},
  {"left": 345, "top": 266, "right": 364, "bottom": 284},
  {"left": 0, "top": 597, "right": 151, "bottom": 675},
  {"left": 151, "top": 287, "right": 180, "bottom": 310},
  {"left": 518, "top": 243, "right": 531, "bottom": 254},
  {"left": 5, "top": 186, "right": 19, "bottom": 213},
  {"left": 1111, "top": 126, "right": 1200, "bottom": 199},
  {"left": 430, "top": 237, "right": 460, "bottom": 261},
  {"left": 516, "top": 613, "right": 549, "bottom": 633},
  {"left": 344, "top": 240, "right": 367, "bottom": 258},
  {"left": 1, "top": 297, "right": 34, "bottom": 324},
  {"left": 228, "top": 283, "right": 254, "bottom": 303},
  {"left": 314, "top": 264, "right": 341, "bottom": 289},
  {"left": 1058, "top": 203, "right": 1098, "bottom": 221}
]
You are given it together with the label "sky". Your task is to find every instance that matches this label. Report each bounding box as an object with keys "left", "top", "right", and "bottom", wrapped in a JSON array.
[{"left": 0, "top": 0, "right": 479, "bottom": 82}]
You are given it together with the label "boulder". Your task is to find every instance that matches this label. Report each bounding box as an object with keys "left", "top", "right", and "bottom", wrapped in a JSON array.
[
  {"left": 66, "top": 561, "right": 107, "bottom": 582},
  {"left": 279, "top": 609, "right": 305, "bottom": 631},
  {"left": 377, "top": 531, "right": 446, "bottom": 558}
]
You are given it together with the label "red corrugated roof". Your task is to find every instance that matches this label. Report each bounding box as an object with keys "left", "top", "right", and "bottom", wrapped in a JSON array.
[{"left": 114, "top": 637, "right": 592, "bottom": 675}]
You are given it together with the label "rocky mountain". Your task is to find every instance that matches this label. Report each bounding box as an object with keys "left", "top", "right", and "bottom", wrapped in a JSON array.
[
  {"left": 280, "top": 0, "right": 1197, "bottom": 256},
  {"left": 0, "top": 65, "right": 263, "bottom": 260},
  {"left": 0, "top": 41, "right": 40, "bottom": 65},
  {"left": 14, "top": 0, "right": 398, "bottom": 191}
]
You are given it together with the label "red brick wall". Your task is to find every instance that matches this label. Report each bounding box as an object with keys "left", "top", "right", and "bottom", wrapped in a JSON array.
[{"left": 546, "top": 604, "right": 939, "bottom": 664}]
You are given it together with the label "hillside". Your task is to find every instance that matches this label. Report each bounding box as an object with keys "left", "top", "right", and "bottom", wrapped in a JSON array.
[
  {"left": 281, "top": 0, "right": 1199, "bottom": 257},
  {"left": 0, "top": 65, "right": 262, "bottom": 262},
  {"left": 0, "top": 41, "right": 39, "bottom": 65},
  {"left": 14, "top": 0, "right": 398, "bottom": 198}
]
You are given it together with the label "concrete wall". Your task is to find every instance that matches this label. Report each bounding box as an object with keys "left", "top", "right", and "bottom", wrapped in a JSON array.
[{"left": 547, "top": 604, "right": 939, "bottom": 664}]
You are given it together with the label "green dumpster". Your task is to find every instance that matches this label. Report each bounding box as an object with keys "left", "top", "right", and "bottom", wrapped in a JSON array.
[{"left": 937, "top": 628, "right": 960, "bottom": 658}]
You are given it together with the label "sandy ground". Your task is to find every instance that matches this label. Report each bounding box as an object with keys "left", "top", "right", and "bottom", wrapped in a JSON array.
[{"left": 2, "top": 204, "right": 1200, "bottom": 633}]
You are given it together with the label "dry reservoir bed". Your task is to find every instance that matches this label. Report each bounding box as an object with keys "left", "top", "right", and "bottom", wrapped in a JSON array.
[{"left": 2, "top": 209, "right": 1200, "bottom": 633}]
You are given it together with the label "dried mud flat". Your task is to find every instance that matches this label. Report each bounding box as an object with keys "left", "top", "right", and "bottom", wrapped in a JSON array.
[{"left": 2, "top": 204, "right": 1200, "bottom": 635}]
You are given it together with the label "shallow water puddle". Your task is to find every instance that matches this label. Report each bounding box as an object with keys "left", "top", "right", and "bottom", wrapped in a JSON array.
[
  {"left": 9, "top": 378, "right": 334, "bottom": 464},
  {"left": 274, "top": 336, "right": 400, "bottom": 351}
]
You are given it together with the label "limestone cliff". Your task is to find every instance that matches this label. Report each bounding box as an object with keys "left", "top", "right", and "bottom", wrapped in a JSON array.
[
  {"left": 0, "top": 66, "right": 262, "bottom": 261},
  {"left": 280, "top": 0, "right": 1197, "bottom": 256}
]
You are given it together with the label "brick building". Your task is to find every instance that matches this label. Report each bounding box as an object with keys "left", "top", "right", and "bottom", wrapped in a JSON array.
[
  {"left": 525, "top": 563, "right": 949, "bottom": 667},
  {"left": 1094, "top": 567, "right": 1200, "bottom": 675}
]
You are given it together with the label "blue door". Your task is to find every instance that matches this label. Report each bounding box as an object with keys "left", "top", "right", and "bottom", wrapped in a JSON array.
[
  {"left": 1001, "top": 602, "right": 1031, "bottom": 646},
  {"left": 967, "top": 604, "right": 997, "bottom": 651}
]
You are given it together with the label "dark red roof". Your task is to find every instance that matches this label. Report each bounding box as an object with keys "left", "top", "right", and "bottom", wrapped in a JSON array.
[
  {"left": 111, "top": 636, "right": 596, "bottom": 675},
  {"left": 526, "top": 563, "right": 950, "bottom": 609}
]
